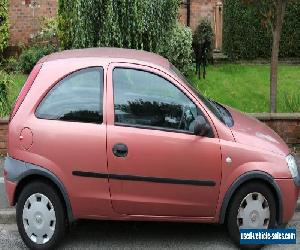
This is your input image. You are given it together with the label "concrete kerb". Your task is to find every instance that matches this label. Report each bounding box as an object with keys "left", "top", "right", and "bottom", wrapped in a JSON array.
[{"left": 0, "top": 208, "right": 16, "bottom": 224}]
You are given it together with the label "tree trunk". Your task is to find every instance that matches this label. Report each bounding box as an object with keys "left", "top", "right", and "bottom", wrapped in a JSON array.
[{"left": 270, "top": 0, "right": 287, "bottom": 113}]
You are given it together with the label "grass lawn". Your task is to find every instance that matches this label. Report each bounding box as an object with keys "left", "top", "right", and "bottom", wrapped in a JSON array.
[
  {"left": 0, "top": 74, "right": 27, "bottom": 118},
  {"left": 9, "top": 74, "right": 28, "bottom": 103},
  {"left": 187, "top": 64, "right": 300, "bottom": 113}
]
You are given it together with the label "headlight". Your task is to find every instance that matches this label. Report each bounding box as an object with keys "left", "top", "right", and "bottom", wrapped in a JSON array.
[{"left": 286, "top": 155, "right": 299, "bottom": 178}]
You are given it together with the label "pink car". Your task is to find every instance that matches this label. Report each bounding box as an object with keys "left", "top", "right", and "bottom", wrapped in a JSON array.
[{"left": 4, "top": 48, "right": 300, "bottom": 249}]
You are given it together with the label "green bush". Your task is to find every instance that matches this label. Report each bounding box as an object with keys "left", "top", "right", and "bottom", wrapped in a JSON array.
[
  {"left": 0, "top": 0, "right": 9, "bottom": 55},
  {"left": 280, "top": 3, "right": 300, "bottom": 58},
  {"left": 158, "top": 24, "right": 193, "bottom": 74},
  {"left": 57, "top": 0, "right": 192, "bottom": 73},
  {"left": 223, "top": 0, "right": 300, "bottom": 59},
  {"left": 0, "top": 70, "right": 12, "bottom": 117},
  {"left": 29, "top": 17, "right": 60, "bottom": 47},
  {"left": 193, "top": 19, "right": 214, "bottom": 63},
  {"left": 1, "top": 57, "right": 20, "bottom": 73},
  {"left": 39, "top": 17, "right": 59, "bottom": 41},
  {"left": 18, "top": 45, "right": 57, "bottom": 74},
  {"left": 193, "top": 19, "right": 214, "bottom": 48}
]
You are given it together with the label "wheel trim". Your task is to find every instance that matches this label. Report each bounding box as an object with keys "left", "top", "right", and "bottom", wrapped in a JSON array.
[
  {"left": 22, "top": 193, "right": 56, "bottom": 244},
  {"left": 237, "top": 192, "right": 270, "bottom": 229}
]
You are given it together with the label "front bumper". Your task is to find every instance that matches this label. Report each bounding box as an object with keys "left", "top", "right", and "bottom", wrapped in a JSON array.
[
  {"left": 293, "top": 174, "right": 300, "bottom": 187},
  {"left": 276, "top": 178, "right": 299, "bottom": 224}
]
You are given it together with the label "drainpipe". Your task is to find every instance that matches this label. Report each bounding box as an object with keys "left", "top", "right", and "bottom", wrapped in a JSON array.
[{"left": 187, "top": 0, "right": 191, "bottom": 27}]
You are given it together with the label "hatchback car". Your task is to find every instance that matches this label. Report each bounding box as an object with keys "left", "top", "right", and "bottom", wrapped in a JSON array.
[{"left": 4, "top": 48, "right": 300, "bottom": 249}]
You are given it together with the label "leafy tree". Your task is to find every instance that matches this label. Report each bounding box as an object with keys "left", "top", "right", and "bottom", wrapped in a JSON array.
[
  {"left": 244, "top": 0, "right": 291, "bottom": 113},
  {"left": 57, "top": 0, "right": 193, "bottom": 74},
  {"left": 58, "top": 0, "right": 179, "bottom": 50}
]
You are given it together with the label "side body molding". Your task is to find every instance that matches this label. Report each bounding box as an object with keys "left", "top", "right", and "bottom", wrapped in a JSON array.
[
  {"left": 4, "top": 156, "right": 74, "bottom": 222},
  {"left": 219, "top": 171, "right": 283, "bottom": 225}
]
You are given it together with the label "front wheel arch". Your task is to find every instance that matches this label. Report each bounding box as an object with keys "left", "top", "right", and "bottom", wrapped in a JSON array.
[{"left": 219, "top": 171, "right": 282, "bottom": 225}]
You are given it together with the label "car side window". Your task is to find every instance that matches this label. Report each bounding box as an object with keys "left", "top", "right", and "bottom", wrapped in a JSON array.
[
  {"left": 113, "top": 68, "right": 210, "bottom": 134},
  {"left": 36, "top": 67, "right": 103, "bottom": 124}
]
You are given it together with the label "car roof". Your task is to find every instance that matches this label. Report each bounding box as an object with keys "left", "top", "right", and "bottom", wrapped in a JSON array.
[{"left": 38, "top": 47, "right": 170, "bottom": 68}]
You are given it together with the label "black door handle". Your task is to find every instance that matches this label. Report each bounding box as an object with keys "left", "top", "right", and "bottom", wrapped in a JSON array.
[{"left": 113, "top": 143, "right": 128, "bottom": 157}]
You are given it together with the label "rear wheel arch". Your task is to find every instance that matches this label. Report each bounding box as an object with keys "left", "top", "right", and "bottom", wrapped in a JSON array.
[
  {"left": 219, "top": 171, "right": 282, "bottom": 225},
  {"left": 13, "top": 172, "right": 74, "bottom": 223}
]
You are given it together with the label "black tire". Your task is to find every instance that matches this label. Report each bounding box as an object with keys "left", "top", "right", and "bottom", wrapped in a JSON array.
[
  {"left": 16, "top": 181, "right": 67, "bottom": 250},
  {"left": 226, "top": 181, "right": 276, "bottom": 250}
]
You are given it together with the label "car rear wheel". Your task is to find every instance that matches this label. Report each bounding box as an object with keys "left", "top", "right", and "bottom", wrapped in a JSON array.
[
  {"left": 226, "top": 181, "right": 276, "bottom": 249},
  {"left": 16, "top": 181, "right": 67, "bottom": 250}
]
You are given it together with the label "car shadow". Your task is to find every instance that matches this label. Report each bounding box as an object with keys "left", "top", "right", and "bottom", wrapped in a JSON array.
[{"left": 59, "top": 220, "right": 237, "bottom": 249}]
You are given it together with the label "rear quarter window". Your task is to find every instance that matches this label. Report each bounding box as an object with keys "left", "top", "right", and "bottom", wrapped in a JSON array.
[{"left": 36, "top": 67, "right": 103, "bottom": 124}]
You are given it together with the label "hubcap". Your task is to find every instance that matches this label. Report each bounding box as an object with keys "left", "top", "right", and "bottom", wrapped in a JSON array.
[
  {"left": 237, "top": 192, "right": 270, "bottom": 229},
  {"left": 22, "top": 193, "right": 56, "bottom": 244}
]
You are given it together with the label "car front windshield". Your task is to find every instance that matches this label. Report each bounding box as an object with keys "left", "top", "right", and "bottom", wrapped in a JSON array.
[{"left": 170, "top": 64, "right": 231, "bottom": 126}]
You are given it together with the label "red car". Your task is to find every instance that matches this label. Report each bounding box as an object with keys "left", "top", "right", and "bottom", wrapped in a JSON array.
[{"left": 4, "top": 48, "right": 300, "bottom": 249}]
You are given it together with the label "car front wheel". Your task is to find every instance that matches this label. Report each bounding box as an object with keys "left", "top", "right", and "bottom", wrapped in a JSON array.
[
  {"left": 16, "top": 181, "right": 67, "bottom": 249},
  {"left": 226, "top": 181, "right": 276, "bottom": 249}
]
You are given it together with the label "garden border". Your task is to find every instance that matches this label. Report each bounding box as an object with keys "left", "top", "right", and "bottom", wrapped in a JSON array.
[
  {"left": 0, "top": 118, "right": 8, "bottom": 156},
  {"left": 249, "top": 113, "right": 300, "bottom": 156}
]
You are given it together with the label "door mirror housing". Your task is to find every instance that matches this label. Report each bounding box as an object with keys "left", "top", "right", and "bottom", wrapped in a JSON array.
[{"left": 194, "top": 116, "right": 211, "bottom": 137}]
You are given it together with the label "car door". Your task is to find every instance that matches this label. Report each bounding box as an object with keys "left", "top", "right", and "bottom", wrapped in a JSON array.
[{"left": 106, "top": 63, "right": 222, "bottom": 217}]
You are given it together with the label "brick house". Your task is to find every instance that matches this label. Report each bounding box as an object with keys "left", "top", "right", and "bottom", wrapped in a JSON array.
[
  {"left": 8, "top": 0, "right": 57, "bottom": 46},
  {"left": 179, "top": 0, "right": 223, "bottom": 51},
  {"left": 8, "top": 0, "right": 223, "bottom": 50}
]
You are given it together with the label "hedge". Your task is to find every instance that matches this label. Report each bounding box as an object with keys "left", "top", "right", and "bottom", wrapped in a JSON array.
[
  {"left": 0, "top": 0, "right": 9, "bottom": 55},
  {"left": 223, "top": 0, "right": 300, "bottom": 60},
  {"left": 158, "top": 24, "right": 193, "bottom": 74},
  {"left": 0, "top": 70, "right": 12, "bottom": 117}
]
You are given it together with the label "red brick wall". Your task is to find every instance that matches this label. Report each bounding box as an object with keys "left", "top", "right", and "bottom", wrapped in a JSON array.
[
  {"left": 0, "top": 114, "right": 299, "bottom": 156},
  {"left": 8, "top": 0, "right": 57, "bottom": 46},
  {"left": 0, "top": 120, "right": 8, "bottom": 157},
  {"left": 179, "top": 0, "right": 215, "bottom": 31},
  {"left": 252, "top": 114, "right": 300, "bottom": 156}
]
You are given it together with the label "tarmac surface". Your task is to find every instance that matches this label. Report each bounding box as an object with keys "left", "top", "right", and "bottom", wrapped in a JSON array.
[{"left": 0, "top": 219, "right": 300, "bottom": 249}]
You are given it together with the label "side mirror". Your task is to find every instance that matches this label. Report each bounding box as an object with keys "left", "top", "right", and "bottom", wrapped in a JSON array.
[{"left": 194, "top": 116, "right": 210, "bottom": 137}]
